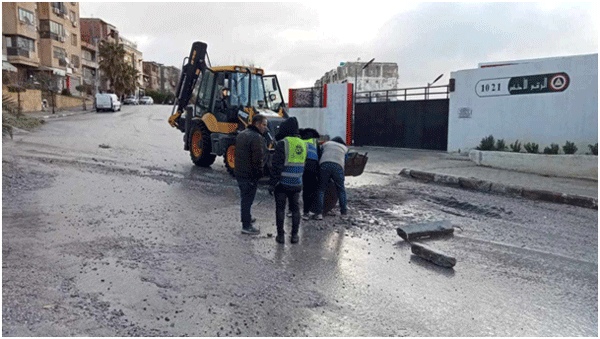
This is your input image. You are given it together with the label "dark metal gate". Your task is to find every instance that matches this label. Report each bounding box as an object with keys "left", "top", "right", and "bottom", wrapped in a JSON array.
[{"left": 354, "top": 99, "right": 449, "bottom": 150}]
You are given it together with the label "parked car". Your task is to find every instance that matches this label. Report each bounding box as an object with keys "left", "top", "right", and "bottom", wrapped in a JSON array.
[
  {"left": 123, "top": 96, "right": 139, "bottom": 105},
  {"left": 95, "top": 93, "right": 121, "bottom": 112},
  {"left": 140, "top": 96, "right": 154, "bottom": 105}
]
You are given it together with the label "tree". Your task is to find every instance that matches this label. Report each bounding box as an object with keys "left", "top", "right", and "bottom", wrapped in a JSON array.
[
  {"left": 114, "top": 64, "right": 139, "bottom": 97},
  {"left": 76, "top": 84, "right": 93, "bottom": 110},
  {"left": 98, "top": 41, "right": 139, "bottom": 98},
  {"left": 35, "top": 72, "right": 61, "bottom": 114}
]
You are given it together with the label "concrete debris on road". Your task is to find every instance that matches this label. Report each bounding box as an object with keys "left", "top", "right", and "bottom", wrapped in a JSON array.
[
  {"left": 396, "top": 220, "right": 454, "bottom": 242},
  {"left": 411, "top": 242, "right": 457, "bottom": 268}
]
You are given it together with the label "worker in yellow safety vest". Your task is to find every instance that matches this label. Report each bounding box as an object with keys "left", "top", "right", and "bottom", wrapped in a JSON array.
[{"left": 269, "top": 117, "right": 307, "bottom": 244}]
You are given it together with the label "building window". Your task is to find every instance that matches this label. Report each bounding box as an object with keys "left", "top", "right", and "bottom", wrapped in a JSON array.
[
  {"left": 71, "top": 33, "right": 77, "bottom": 46},
  {"left": 82, "top": 49, "right": 95, "bottom": 62},
  {"left": 51, "top": 2, "right": 67, "bottom": 15},
  {"left": 53, "top": 46, "right": 66, "bottom": 60},
  {"left": 5, "top": 36, "right": 35, "bottom": 57},
  {"left": 71, "top": 54, "right": 80, "bottom": 68},
  {"left": 39, "top": 20, "right": 66, "bottom": 41},
  {"left": 18, "top": 8, "right": 35, "bottom": 26}
]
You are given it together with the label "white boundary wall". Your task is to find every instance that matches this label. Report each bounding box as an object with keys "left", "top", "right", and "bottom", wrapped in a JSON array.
[
  {"left": 289, "top": 84, "right": 350, "bottom": 141},
  {"left": 448, "top": 54, "right": 598, "bottom": 153}
]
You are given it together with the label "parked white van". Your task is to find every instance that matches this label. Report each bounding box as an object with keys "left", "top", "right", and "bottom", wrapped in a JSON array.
[{"left": 95, "top": 93, "right": 121, "bottom": 112}]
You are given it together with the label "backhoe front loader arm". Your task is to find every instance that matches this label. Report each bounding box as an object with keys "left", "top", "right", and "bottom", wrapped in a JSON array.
[{"left": 168, "top": 41, "right": 208, "bottom": 131}]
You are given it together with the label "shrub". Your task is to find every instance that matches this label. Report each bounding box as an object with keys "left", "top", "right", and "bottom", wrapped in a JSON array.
[
  {"left": 562, "top": 141, "right": 578, "bottom": 155},
  {"left": 61, "top": 88, "right": 72, "bottom": 96},
  {"left": 543, "top": 143, "right": 560, "bottom": 155},
  {"left": 509, "top": 140, "right": 522, "bottom": 152},
  {"left": 588, "top": 143, "right": 598, "bottom": 155},
  {"left": 495, "top": 139, "right": 507, "bottom": 151},
  {"left": 476, "top": 135, "right": 495, "bottom": 151},
  {"left": 524, "top": 142, "right": 539, "bottom": 153}
]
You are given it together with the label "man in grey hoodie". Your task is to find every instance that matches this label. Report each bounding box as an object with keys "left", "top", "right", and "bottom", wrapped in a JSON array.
[{"left": 314, "top": 136, "right": 348, "bottom": 220}]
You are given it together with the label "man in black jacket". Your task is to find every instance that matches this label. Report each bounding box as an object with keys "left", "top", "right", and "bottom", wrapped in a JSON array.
[
  {"left": 235, "top": 114, "right": 268, "bottom": 235},
  {"left": 269, "top": 117, "right": 307, "bottom": 244}
]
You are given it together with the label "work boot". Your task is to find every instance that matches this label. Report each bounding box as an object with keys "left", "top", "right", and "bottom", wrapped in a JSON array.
[
  {"left": 241, "top": 225, "right": 260, "bottom": 235},
  {"left": 315, "top": 214, "right": 323, "bottom": 220},
  {"left": 275, "top": 233, "right": 285, "bottom": 244},
  {"left": 290, "top": 233, "right": 299, "bottom": 244},
  {"left": 301, "top": 212, "right": 310, "bottom": 221},
  {"left": 251, "top": 217, "right": 257, "bottom": 223}
]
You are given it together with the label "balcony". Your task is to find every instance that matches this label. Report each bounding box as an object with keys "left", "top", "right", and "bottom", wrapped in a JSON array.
[
  {"left": 7, "top": 47, "right": 30, "bottom": 58},
  {"left": 39, "top": 31, "right": 66, "bottom": 43},
  {"left": 81, "top": 58, "right": 98, "bottom": 69},
  {"left": 6, "top": 47, "right": 39, "bottom": 67}
]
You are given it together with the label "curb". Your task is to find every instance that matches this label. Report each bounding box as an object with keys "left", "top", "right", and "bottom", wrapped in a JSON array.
[
  {"left": 40, "top": 110, "right": 92, "bottom": 120},
  {"left": 399, "top": 169, "right": 598, "bottom": 210}
]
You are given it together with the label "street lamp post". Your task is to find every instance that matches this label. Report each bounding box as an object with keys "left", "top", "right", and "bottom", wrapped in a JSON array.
[
  {"left": 426, "top": 73, "right": 444, "bottom": 100},
  {"left": 353, "top": 57, "right": 374, "bottom": 145}
]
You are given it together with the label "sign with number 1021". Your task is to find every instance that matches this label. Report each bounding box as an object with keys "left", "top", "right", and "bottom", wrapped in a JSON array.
[{"left": 476, "top": 72, "right": 569, "bottom": 97}]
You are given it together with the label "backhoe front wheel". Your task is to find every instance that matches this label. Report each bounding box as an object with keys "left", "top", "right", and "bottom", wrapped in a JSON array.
[
  {"left": 224, "top": 144, "right": 236, "bottom": 176},
  {"left": 189, "top": 122, "right": 216, "bottom": 167}
]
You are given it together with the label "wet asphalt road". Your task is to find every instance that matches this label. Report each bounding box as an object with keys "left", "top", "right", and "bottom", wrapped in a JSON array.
[{"left": 2, "top": 104, "right": 598, "bottom": 336}]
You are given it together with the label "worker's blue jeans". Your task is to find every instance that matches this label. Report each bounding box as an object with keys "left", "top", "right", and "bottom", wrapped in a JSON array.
[
  {"left": 236, "top": 177, "right": 258, "bottom": 228},
  {"left": 315, "top": 162, "right": 347, "bottom": 215}
]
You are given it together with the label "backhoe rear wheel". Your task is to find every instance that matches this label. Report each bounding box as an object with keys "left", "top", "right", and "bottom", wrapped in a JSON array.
[
  {"left": 224, "top": 144, "right": 236, "bottom": 176},
  {"left": 189, "top": 122, "right": 216, "bottom": 167}
]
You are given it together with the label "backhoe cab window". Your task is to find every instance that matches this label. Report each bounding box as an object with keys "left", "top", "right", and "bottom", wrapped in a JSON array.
[
  {"left": 250, "top": 74, "right": 266, "bottom": 108},
  {"left": 263, "top": 75, "right": 283, "bottom": 111},
  {"left": 196, "top": 69, "right": 215, "bottom": 110},
  {"left": 230, "top": 72, "right": 268, "bottom": 109},
  {"left": 230, "top": 72, "right": 249, "bottom": 107}
]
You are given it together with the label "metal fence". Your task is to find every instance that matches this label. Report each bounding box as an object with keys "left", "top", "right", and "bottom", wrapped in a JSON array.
[
  {"left": 356, "top": 84, "right": 449, "bottom": 103},
  {"left": 289, "top": 86, "right": 324, "bottom": 108}
]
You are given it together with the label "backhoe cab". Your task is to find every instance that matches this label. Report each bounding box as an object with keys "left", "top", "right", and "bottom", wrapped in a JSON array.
[{"left": 168, "top": 41, "right": 288, "bottom": 174}]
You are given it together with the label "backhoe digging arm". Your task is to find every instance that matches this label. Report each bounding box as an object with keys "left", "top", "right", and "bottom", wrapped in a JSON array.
[{"left": 168, "top": 41, "right": 208, "bottom": 131}]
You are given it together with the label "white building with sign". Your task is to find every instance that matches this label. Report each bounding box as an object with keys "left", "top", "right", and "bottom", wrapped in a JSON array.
[{"left": 448, "top": 53, "right": 598, "bottom": 153}]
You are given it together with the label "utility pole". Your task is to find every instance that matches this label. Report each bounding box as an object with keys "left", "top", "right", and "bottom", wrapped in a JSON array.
[{"left": 426, "top": 74, "right": 444, "bottom": 100}]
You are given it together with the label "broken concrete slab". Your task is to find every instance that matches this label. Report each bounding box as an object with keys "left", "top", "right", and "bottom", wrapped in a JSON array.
[
  {"left": 411, "top": 242, "right": 457, "bottom": 268},
  {"left": 396, "top": 220, "right": 454, "bottom": 242}
]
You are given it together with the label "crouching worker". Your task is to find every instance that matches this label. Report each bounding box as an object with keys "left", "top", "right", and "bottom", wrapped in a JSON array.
[
  {"left": 269, "top": 117, "right": 307, "bottom": 244},
  {"left": 299, "top": 128, "right": 321, "bottom": 220},
  {"left": 315, "top": 136, "right": 349, "bottom": 220}
]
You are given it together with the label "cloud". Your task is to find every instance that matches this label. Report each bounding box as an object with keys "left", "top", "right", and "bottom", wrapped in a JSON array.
[
  {"left": 368, "top": 2, "right": 598, "bottom": 87},
  {"left": 80, "top": 2, "right": 597, "bottom": 96}
]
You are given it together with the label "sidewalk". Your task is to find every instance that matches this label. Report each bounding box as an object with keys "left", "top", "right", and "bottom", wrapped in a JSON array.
[
  {"left": 351, "top": 146, "right": 598, "bottom": 209},
  {"left": 24, "top": 107, "right": 93, "bottom": 120}
]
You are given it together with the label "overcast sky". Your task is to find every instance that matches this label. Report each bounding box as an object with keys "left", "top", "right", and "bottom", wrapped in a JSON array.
[{"left": 79, "top": 2, "right": 598, "bottom": 97}]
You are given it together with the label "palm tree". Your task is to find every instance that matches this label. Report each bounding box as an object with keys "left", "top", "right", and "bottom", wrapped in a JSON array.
[
  {"left": 98, "top": 41, "right": 126, "bottom": 94},
  {"left": 99, "top": 41, "right": 140, "bottom": 97},
  {"left": 114, "top": 64, "right": 139, "bottom": 98}
]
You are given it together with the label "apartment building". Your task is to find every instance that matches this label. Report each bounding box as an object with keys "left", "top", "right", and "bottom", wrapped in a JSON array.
[
  {"left": 315, "top": 61, "right": 399, "bottom": 93},
  {"left": 2, "top": 2, "right": 41, "bottom": 83},
  {"left": 37, "top": 2, "right": 82, "bottom": 94},
  {"left": 143, "top": 60, "right": 161, "bottom": 91},
  {"left": 2, "top": 2, "right": 82, "bottom": 94},
  {"left": 161, "top": 65, "right": 180, "bottom": 94},
  {"left": 119, "top": 35, "right": 143, "bottom": 97},
  {"left": 80, "top": 17, "right": 118, "bottom": 92},
  {"left": 80, "top": 38, "right": 98, "bottom": 91}
]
